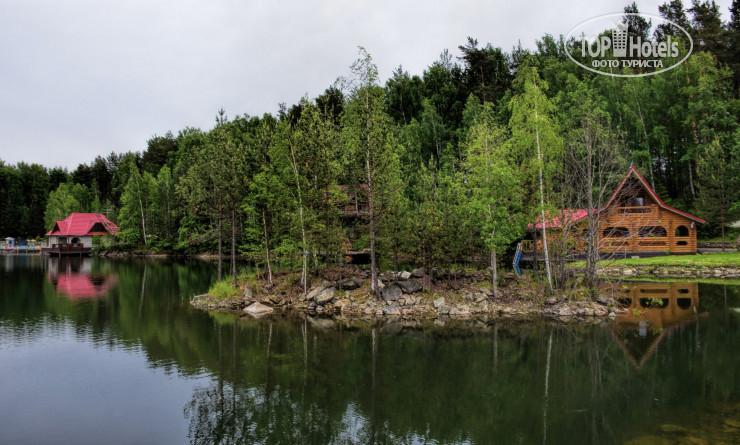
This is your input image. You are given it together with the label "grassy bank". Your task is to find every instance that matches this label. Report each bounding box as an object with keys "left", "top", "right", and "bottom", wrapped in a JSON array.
[{"left": 572, "top": 252, "right": 740, "bottom": 268}]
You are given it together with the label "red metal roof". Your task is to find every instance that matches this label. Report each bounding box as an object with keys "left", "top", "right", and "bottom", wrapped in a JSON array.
[
  {"left": 45, "top": 213, "right": 119, "bottom": 236},
  {"left": 530, "top": 209, "right": 589, "bottom": 230}
]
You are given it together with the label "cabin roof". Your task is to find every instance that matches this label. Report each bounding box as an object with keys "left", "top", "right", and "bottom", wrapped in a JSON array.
[
  {"left": 530, "top": 209, "right": 589, "bottom": 230},
  {"left": 45, "top": 213, "right": 119, "bottom": 237},
  {"left": 605, "top": 166, "right": 706, "bottom": 224}
]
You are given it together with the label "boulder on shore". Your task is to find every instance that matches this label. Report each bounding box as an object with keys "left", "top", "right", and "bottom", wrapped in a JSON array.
[
  {"left": 305, "top": 281, "right": 332, "bottom": 301},
  {"left": 398, "top": 279, "right": 422, "bottom": 294},
  {"left": 398, "top": 271, "right": 412, "bottom": 281},
  {"left": 338, "top": 278, "right": 361, "bottom": 290},
  {"left": 315, "top": 287, "right": 336, "bottom": 305},
  {"left": 381, "top": 284, "right": 403, "bottom": 301},
  {"left": 243, "top": 302, "right": 273, "bottom": 316}
]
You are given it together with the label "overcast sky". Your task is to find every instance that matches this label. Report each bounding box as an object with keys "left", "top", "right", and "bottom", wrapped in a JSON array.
[{"left": 0, "top": 0, "right": 733, "bottom": 170}]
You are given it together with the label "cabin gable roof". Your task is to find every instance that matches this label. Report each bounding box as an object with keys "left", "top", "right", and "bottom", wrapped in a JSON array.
[
  {"left": 45, "top": 213, "right": 119, "bottom": 237},
  {"left": 604, "top": 166, "right": 706, "bottom": 224}
]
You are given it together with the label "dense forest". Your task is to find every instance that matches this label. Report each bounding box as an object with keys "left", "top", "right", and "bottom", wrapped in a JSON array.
[{"left": 1, "top": 1, "right": 739, "bottom": 289}]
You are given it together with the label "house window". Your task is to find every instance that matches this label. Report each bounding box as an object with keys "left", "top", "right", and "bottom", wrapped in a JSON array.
[
  {"left": 635, "top": 197, "right": 644, "bottom": 206},
  {"left": 675, "top": 225, "right": 689, "bottom": 237},
  {"left": 603, "top": 227, "right": 630, "bottom": 238},
  {"left": 638, "top": 226, "right": 667, "bottom": 237}
]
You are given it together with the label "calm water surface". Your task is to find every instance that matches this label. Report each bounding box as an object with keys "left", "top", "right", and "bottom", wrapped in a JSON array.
[{"left": 1, "top": 255, "right": 739, "bottom": 444}]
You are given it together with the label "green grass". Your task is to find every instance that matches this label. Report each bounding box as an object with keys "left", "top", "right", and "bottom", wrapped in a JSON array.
[
  {"left": 572, "top": 252, "right": 740, "bottom": 268},
  {"left": 207, "top": 280, "right": 242, "bottom": 299}
]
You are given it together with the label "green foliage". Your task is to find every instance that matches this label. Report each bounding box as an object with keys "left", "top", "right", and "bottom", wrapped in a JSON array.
[
  {"left": 207, "top": 280, "right": 242, "bottom": 299},
  {"left": 44, "top": 182, "right": 90, "bottom": 230}
]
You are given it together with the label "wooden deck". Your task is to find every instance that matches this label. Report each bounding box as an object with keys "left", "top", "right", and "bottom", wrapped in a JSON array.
[{"left": 41, "top": 243, "right": 91, "bottom": 257}]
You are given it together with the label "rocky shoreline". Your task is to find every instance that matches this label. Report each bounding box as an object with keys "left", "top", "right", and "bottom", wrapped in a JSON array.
[
  {"left": 595, "top": 265, "right": 740, "bottom": 279},
  {"left": 191, "top": 268, "right": 625, "bottom": 321}
]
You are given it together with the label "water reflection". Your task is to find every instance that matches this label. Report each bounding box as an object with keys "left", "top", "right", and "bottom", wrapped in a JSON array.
[
  {"left": 612, "top": 282, "right": 708, "bottom": 370},
  {"left": 2, "top": 256, "right": 739, "bottom": 444},
  {"left": 47, "top": 257, "right": 117, "bottom": 299}
]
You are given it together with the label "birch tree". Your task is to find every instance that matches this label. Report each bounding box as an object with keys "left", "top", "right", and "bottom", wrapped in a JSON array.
[{"left": 508, "top": 62, "right": 562, "bottom": 291}]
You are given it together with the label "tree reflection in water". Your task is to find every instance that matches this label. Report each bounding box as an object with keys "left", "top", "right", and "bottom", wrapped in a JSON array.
[{"left": 179, "top": 282, "right": 740, "bottom": 445}]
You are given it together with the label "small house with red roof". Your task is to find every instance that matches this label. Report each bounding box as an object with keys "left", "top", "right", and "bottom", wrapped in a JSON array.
[
  {"left": 43, "top": 213, "right": 119, "bottom": 256},
  {"left": 525, "top": 167, "right": 706, "bottom": 255}
]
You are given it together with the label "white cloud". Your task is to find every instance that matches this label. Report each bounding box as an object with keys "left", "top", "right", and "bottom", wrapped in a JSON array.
[{"left": 0, "top": 0, "right": 733, "bottom": 169}]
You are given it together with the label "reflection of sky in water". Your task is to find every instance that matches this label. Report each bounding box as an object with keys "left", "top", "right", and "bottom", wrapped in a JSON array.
[{"left": 0, "top": 322, "right": 210, "bottom": 445}]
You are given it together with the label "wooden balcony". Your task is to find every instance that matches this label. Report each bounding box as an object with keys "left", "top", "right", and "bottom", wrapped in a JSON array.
[{"left": 41, "top": 243, "right": 91, "bottom": 257}]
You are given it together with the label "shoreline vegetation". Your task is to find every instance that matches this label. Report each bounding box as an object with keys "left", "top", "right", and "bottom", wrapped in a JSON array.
[
  {"left": 190, "top": 252, "right": 740, "bottom": 321},
  {"left": 191, "top": 265, "right": 624, "bottom": 321}
]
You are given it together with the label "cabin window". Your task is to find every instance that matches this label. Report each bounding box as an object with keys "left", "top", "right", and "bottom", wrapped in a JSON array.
[
  {"left": 603, "top": 227, "right": 629, "bottom": 238},
  {"left": 675, "top": 225, "right": 689, "bottom": 237},
  {"left": 676, "top": 241, "right": 688, "bottom": 246},
  {"left": 71, "top": 237, "right": 80, "bottom": 244},
  {"left": 677, "top": 298, "right": 692, "bottom": 309},
  {"left": 635, "top": 197, "right": 644, "bottom": 206},
  {"left": 638, "top": 226, "right": 667, "bottom": 237}
]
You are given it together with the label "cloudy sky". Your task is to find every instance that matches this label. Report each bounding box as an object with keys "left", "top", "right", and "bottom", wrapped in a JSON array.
[{"left": 0, "top": 0, "right": 733, "bottom": 170}]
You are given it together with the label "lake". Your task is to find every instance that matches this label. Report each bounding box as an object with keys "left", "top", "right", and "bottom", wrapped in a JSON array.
[{"left": 1, "top": 255, "right": 739, "bottom": 444}]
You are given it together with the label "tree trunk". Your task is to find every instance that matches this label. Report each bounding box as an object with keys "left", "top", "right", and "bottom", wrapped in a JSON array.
[
  {"left": 289, "top": 141, "right": 308, "bottom": 295},
  {"left": 490, "top": 249, "right": 498, "bottom": 297},
  {"left": 262, "top": 209, "right": 273, "bottom": 285},
  {"left": 533, "top": 226, "right": 539, "bottom": 271},
  {"left": 535, "top": 115, "right": 553, "bottom": 291},
  {"left": 217, "top": 198, "right": 223, "bottom": 282},
  {"left": 231, "top": 207, "right": 237, "bottom": 287},
  {"left": 367, "top": 151, "right": 379, "bottom": 299}
]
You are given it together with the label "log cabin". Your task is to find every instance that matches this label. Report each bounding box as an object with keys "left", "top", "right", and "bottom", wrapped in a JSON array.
[{"left": 524, "top": 167, "right": 706, "bottom": 255}]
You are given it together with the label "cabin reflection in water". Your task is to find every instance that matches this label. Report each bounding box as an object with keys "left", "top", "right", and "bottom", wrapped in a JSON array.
[
  {"left": 611, "top": 282, "right": 706, "bottom": 369},
  {"left": 47, "top": 257, "right": 116, "bottom": 299}
]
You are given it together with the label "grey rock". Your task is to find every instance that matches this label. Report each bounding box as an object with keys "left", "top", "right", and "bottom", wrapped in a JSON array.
[
  {"left": 379, "top": 271, "right": 395, "bottom": 282},
  {"left": 305, "top": 281, "right": 332, "bottom": 301},
  {"left": 338, "top": 278, "right": 361, "bottom": 290},
  {"left": 243, "top": 302, "right": 273, "bottom": 316},
  {"left": 383, "top": 305, "right": 401, "bottom": 316},
  {"left": 555, "top": 305, "right": 574, "bottom": 317},
  {"left": 433, "top": 297, "right": 446, "bottom": 309},
  {"left": 545, "top": 296, "right": 558, "bottom": 305},
  {"left": 381, "top": 284, "right": 403, "bottom": 301},
  {"left": 397, "top": 279, "right": 422, "bottom": 294},
  {"left": 397, "top": 271, "right": 411, "bottom": 281},
  {"left": 480, "top": 287, "right": 494, "bottom": 297},
  {"left": 243, "top": 286, "right": 253, "bottom": 299},
  {"left": 411, "top": 268, "right": 424, "bottom": 278},
  {"left": 596, "top": 294, "right": 615, "bottom": 306},
  {"left": 315, "top": 287, "right": 336, "bottom": 305}
]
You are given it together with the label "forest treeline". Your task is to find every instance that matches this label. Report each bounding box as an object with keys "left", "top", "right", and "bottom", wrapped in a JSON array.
[{"left": 1, "top": 1, "right": 739, "bottom": 291}]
